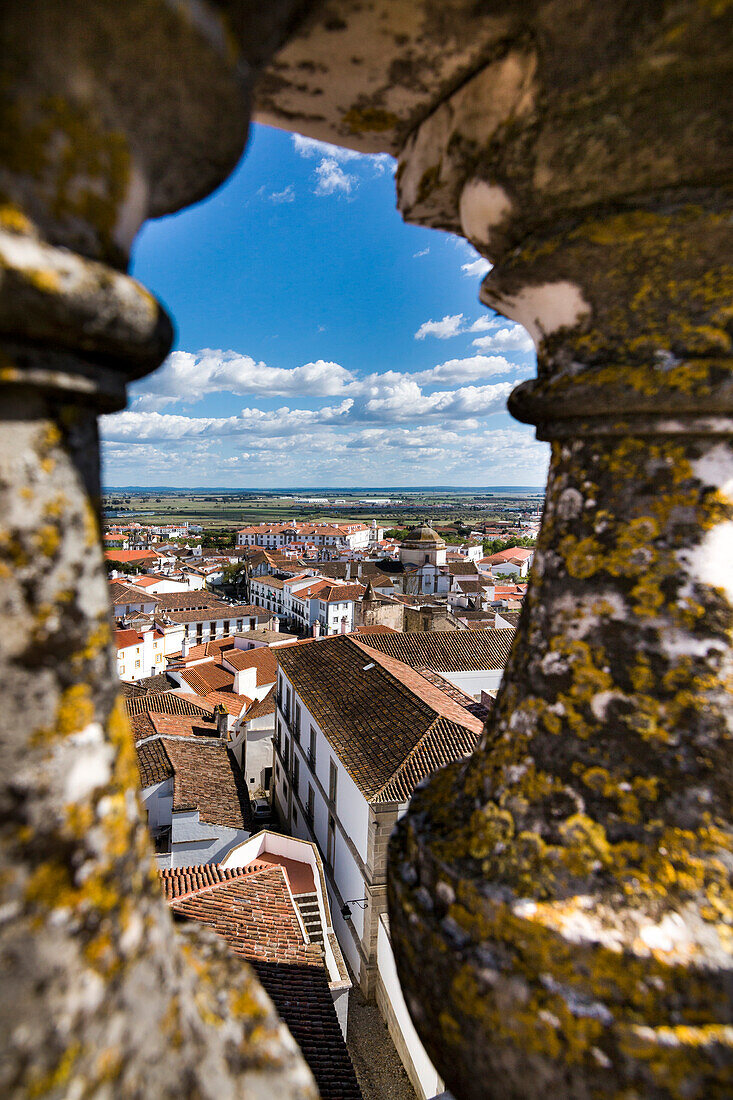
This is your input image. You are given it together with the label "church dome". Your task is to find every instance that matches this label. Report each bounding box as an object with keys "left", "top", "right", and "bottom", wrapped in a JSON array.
[{"left": 401, "top": 521, "right": 446, "bottom": 549}]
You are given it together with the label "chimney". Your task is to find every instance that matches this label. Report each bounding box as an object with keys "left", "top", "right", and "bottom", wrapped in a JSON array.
[
  {"left": 181, "top": 635, "right": 188, "bottom": 658},
  {"left": 214, "top": 703, "right": 228, "bottom": 739},
  {"left": 312, "top": 620, "right": 321, "bottom": 639},
  {"left": 340, "top": 616, "right": 347, "bottom": 634},
  {"left": 271, "top": 617, "right": 279, "bottom": 632},
  {"left": 234, "top": 666, "right": 258, "bottom": 698}
]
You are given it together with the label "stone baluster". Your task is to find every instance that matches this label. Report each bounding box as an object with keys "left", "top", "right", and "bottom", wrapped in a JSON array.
[
  {"left": 389, "top": 6, "right": 733, "bottom": 1097},
  {"left": 0, "top": 1, "right": 316, "bottom": 1094}
]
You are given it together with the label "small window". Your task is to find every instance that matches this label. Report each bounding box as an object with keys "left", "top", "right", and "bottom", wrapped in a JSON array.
[
  {"left": 293, "top": 806, "right": 298, "bottom": 825},
  {"left": 329, "top": 759, "right": 338, "bottom": 805},
  {"left": 293, "top": 754, "right": 300, "bottom": 792},
  {"left": 210, "top": 621, "right": 216, "bottom": 635},
  {"left": 307, "top": 786, "right": 314, "bottom": 825},
  {"left": 327, "top": 815, "right": 335, "bottom": 869},
  {"left": 236, "top": 619, "right": 243, "bottom": 631},
  {"left": 309, "top": 727, "right": 317, "bottom": 770},
  {"left": 134, "top": 660, "right": 140, "bottom": 668},
  {"left": 294, "top": 703, "right": 301, "bottom": 742},
  {"left": 153, "top": 826, "right": 171, "bottom": 855},
  {"left": 283, "top": 734, "right": 290, "bottom": 770}
]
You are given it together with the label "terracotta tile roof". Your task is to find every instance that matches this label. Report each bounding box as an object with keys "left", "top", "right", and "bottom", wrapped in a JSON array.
[
  {"left": 136, "top": 737, "right": 251, "bottom": 829},
  {"left": 167, "top": 865, "right": 318, "bottom": 963},
  {"left": 354, "top": 628, "right": 514, "bottom": 672},
  {"left": 254, "top": 575, "right": 287, "bottom": 590},
  {"left": 109, "top": 580, "right": 161, "bottom": 605},
  {"left": 250, "top": 960, "right": 362, "bottom": 1100},
  {"left": 349, "top": 624, "right": 398, "bottom": 634},
  {"left": 131, "top": 575, "right": 161, "bottom": 588},
  {"left": 115, "top": 628, "right": 144, "bottom": 650},
  {"left": 276, "top": 635, "right": 481, "bottom": 803},
  {"left": 350, "top": 640, "right": 483, "bottom": 734},
  {"left": 245, "top": 686, "right": 277, "bottom": 720},
  {"left": 148, "top": 712, "right": 223, "bottom": 739},
  {"left": 448, "top": 561, "right": 480, "bottom": 576},
  {"left": 160, "top": 862, "right": 269, "bottom": 900},
  {"left": 483, "top": 546, "right": 533, "bottom": 563},
  {"left": 293, "top": 579, "right": 332, "bottom": 599},
  {"left": 125, "top": 692, "right": 214, "bottom": 720},
  {"left": 415, "top": 666, "right": 492, "bottom": 721},
  {"left": 120, "top": 673, "right": 173, "bottom": 698},
  {"left": 136, "top": 737, "right": 171, "bottom": 787},
  {"left": 179, "top": 662, "right": 234, "bottom": 695},
  {"left": 205, "top": 690, "right": 252, "bottom": 717},
  {"left": 221, "top": 646, "right": 278, "bottom": 685},
  {"left": 311, "top": 562, "right": 349, "bottom": 580},
  {"left": 316, "top": 583, "right": 366, "bottom": 603},
  {"left": 376, "top": 717, "right": 481, "bottom": 803},
  {"left": 160, "top": 865, "right": 360, "bottom": 1099},
  {"left": 454, "top": 577, "right": 489, "bottom": 593},
  {"left": 170, "top": 636, "right": 238, "bottom": 663},
  {"left": 235, "top": 629, "right": 298, "bottom": 644},
  {"left": 104, "top": 549, "right": 160, "bottom": 563}
]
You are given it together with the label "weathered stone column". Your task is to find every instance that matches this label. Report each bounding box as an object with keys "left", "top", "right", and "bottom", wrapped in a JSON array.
[
  {"left": 389, "top": 5, "right": 733, "bottom": 1097},
  {"left": 0, "top": 2, "right": 317, "bottom": 1095}
]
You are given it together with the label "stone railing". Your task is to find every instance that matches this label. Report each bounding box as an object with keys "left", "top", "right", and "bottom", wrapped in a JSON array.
[{"left": 2, "top": 2, "right": 731, "bottom": 1097}]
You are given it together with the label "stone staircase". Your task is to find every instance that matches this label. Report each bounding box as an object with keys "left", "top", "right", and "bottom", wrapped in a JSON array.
[{"left": 295, "top": 892, "right": 323, "bottom": 945}]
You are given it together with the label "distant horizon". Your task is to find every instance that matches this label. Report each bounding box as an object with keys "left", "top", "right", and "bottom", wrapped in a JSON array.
[{"left": 103, "top": 484, "right": 546, "bottom": 493}]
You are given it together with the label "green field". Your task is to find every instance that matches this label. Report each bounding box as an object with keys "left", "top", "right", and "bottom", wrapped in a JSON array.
[{"left": 102, "top": 489, "right": 544, "bottom": 530}]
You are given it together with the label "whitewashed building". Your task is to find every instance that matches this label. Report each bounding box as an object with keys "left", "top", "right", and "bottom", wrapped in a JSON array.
[{"left": 272, "top": 633, "right": 493, "bottom": 997}]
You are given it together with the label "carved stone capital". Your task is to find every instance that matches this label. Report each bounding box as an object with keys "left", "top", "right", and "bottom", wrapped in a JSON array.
[
  {"left": 0, "top": 2, "right": 319, "bottom": 1094},
  {"left": 390, "top": 4, "right": 733, "bottom": 1096}
]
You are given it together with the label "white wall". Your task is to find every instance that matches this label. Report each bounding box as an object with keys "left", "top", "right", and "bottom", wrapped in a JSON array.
[
  {"left": 170, "top": 809, "right": 249, "bottom": 867},
  {"left": 441, "top": 668, "right": 503, "bottom": 699},
  {"left": 241, "top": 717, "right": 275, "bottom": 789},
  {"left": 141, "top": 779, "right": 249, "bottom": 867},
  {"left": 141, "top": 778, "right": 173, "bottom": 830},
  {"left": 377, "top": 915, "right": 444, "bottom": 1100},
  {"left": 277, "top": 672, "right": 373, "bottom": 982}
]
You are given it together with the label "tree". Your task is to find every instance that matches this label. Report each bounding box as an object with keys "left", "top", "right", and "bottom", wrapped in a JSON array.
[
  {"left": 105, "top": 559, "right": 139, "bottom": 576},
  {"left": 221, "top": 561, "right": 250, "bottom": 600}
]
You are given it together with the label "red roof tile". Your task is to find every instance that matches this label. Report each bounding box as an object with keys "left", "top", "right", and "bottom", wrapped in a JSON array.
[
  {"left": 179, "top": 662, "right": 234, "bottom": 695},
  {"left": 221, "top": 646, "right": 278, "bottom": 685}
]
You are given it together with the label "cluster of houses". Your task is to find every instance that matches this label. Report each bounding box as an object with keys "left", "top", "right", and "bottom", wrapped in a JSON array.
[
  {"left": 106, "top": 516, "right": 536, "bottom": 1096},
  {"left": 241, "top": 521, "right": 533, "bottom": 636},
  {"left": 110, "top": 525, "right": 530, "bottom": 1099}
]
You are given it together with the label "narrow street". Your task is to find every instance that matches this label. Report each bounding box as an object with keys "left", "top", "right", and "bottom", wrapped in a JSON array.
[{"left": 346, "top": 987, "right": 418, "bottom": 1100}]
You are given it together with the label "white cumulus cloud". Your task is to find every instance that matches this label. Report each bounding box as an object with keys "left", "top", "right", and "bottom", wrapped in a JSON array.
[
  {"left": 415, "top": 314, "right": 466, "bottom": 340},
  {"left": 314, "top": 157, "right": 357, "bottom": 195},
  {"left": 131, "top": 351, "right": 353, "bottom": 409},
  {"left": 473, "top": 326, "right": 535, "bottom": 353},
  {"left": 461, "top": 257, "right": 491, "bottom": 278}
]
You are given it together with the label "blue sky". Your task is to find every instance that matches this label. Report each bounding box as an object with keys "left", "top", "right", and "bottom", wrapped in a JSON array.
[{"left": 101, "top": 124, "right": 549, "bottom": 488}]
